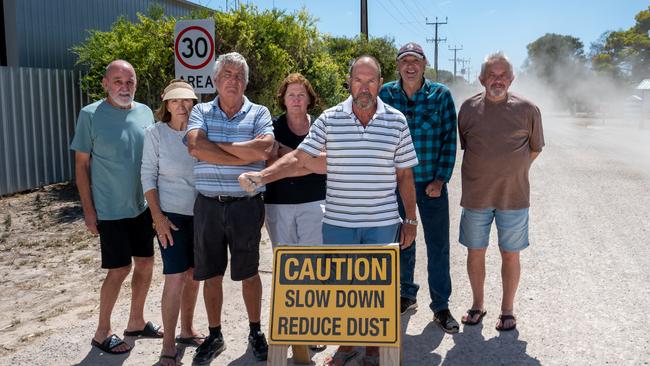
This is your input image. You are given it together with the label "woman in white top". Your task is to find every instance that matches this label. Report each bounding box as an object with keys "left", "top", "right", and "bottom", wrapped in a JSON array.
[{"left": 141, "top": 80, "right": 202, "bottom": 365}]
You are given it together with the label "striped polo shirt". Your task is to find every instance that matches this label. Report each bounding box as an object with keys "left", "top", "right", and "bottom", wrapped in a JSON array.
[
  {"left": 298, "top": 96, "right": 418, "bottom": 228},
  {"left": 186, "top": 96, "right": 273, "bottom": 197}
]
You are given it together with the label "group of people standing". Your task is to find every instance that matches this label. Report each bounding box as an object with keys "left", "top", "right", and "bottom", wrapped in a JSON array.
[{"left": 71, "top": 40, "right": 543, "bottom": 366}]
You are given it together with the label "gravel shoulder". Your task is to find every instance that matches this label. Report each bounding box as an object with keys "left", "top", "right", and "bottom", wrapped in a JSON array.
[{"left": 0, "top": 115, "right": 648, "bottom": 365}]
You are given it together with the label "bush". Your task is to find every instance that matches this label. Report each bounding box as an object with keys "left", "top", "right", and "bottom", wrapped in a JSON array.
[{"left": 72, "top": 5, "right": 398, "bottom": 115}]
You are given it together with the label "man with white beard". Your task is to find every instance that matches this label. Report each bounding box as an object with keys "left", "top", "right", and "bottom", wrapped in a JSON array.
[
  {"left": 457, "top": 52, "right": 544, "bottom": 332},
  {"left": 71, "top": 60, "right": 160, "bottom": 354}
]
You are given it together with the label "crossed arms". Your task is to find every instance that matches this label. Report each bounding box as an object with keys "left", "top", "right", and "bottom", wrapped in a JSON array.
[{"left": 186, "top": 129, "right": 275, "bottom": 165}]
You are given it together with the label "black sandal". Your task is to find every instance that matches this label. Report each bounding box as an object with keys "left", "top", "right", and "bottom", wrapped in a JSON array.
[
  {"left": 124, "top": 321, "right": 163, "bottom": 338},
  {"left": 158, "top": 351, "right": 179, "bottom": 366},
  {"left": 91, "top": 334, "right": 131, "bottom": 354},
  {"left": 496, "top": 314, "right": 517, "bottom": 331},
  {"left": 461, "top": 309, "right": 487, "bottom": 325}
]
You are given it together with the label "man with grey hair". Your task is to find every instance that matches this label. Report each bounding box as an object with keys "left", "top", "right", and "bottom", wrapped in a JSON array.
[
  {"left": 71, "top": 60, "right": 161, "bottom": 354},
  {"left": 457, "top": 52, "right": 544, "bottom": 331},
  {"left": 185, "top": 52, "right": 274, "bottom": 363},
  {"left": 239, "top": 55, "right": 418, "bottom": 366}
]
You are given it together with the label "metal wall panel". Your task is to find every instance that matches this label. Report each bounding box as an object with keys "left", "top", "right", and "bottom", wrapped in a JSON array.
[
  {"left": 0, "top": 66, "right": 87, "bottom": 195},
  {"left": 12, "top": 0, "right": 199, "bottom": 69}
]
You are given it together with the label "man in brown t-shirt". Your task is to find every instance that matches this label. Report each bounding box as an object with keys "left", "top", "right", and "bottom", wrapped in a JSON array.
[{"left": 457, "top": 52, "right": 544, "bottom": 332}]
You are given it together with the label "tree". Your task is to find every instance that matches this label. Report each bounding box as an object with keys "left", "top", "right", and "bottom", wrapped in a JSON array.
[
  {"left": 525, "top": 33, "right": 587, "bottom": 80},
  {"left": 72, "top": 12, "right": 177, "bottom": 108},
  {"left": 524, "top": 33, "right": 589, "bottom": 110},
  {"left": 323, "top": 35, "right": 398, "bottom": 83},
  {"left": 590, "top": 6, "right": 650, "bottom": 81},
  {"left": 72, "top": 5, "right": 397, "bottom": 116}
]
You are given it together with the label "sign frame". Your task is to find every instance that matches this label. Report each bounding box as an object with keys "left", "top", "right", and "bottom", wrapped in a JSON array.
[
  {"left": 174, "top": 19, "right": 216, "bottom": 93},
  {"left": 268, "top": 244, "right": 400, "bottom": 347}
]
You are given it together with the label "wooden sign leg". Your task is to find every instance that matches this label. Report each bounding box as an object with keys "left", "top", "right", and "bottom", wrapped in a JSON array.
[
  {"left": 380, "top": 346, "right": 400, "bottom": 366},
  {"left": 291, "top": 345, "right": 311, "bottom": 364},
  {"left": 267, "top": 344, "right": 288, "bottom": 366}
]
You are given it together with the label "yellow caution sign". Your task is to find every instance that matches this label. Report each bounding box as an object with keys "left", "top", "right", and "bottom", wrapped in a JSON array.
[{"left": 269, "top": 245, "right": 400, "bottom": 347}]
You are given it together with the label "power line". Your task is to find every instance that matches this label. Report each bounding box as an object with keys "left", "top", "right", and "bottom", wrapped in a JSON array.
[
  {"left": 411, "top": 0, "right": 429, "bottom": 17},
  {"left": 399, "top": 0, "right": 419, "bottom": 20},
  {"left": 375, "top": 0, "right": 423, "bottom": 36}
]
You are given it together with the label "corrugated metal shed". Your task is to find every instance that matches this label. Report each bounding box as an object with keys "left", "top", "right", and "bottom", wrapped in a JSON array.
[
  {"left": 636, "top": 79, "right": 650, "bottom": 90},
  {"left": 3, "top": 0, "right": 204, "bottom": 70}
]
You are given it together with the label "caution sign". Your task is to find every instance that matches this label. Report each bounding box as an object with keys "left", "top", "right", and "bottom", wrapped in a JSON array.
[
  {"left": 174, "top": 19, "right": 216, "bottom": 93},
  {"left": 269, "top": 245, "right": 400, "bottom": 346}
]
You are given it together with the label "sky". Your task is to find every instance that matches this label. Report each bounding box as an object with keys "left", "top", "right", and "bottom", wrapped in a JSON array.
[{"left": 192, "top": 0, "right": 648, "bottom": 82}]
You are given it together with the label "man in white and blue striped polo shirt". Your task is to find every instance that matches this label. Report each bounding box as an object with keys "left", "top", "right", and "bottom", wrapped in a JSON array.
[
  {"left": 185, "top": 52, "right": 273, "bottom": 363},
  {"left": 238, "top": 55, "right": 418, "bottom": 364}
]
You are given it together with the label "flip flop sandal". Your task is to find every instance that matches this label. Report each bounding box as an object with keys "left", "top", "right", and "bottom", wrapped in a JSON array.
[
  {"left": 461, "top": 309, "right": 487, "bottom": 325},
  {"left": 496, "top": 314, "right": 517, "bottom": 331},
  {"left": 158, "top": 350, "right": 179, "bottom": 366},
  {"left": 91, "top": 334, "right": 131, "bottom": 354},
  {"left": 175, "top": 335, "right": 205, "bottom": 347},
  {"left": 322, "top": 349, "right": 359, "bottom": 366},
  {"left": 124, "top": 321, "right": 164, "bottom": 338}
]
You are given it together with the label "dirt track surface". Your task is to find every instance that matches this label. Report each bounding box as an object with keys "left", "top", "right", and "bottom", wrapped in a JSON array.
[{"left": 0, "top": 115, "right": 649, "bottom": 365}]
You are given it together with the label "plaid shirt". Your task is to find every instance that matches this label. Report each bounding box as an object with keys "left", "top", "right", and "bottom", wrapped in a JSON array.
[{"left": 379, "top": 78, "right": 457, "bottom": 183}]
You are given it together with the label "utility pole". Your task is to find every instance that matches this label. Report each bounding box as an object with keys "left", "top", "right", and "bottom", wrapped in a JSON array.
[
  {"left": 458, "top": 57, "right": 471, "bottom": 83},
  {"left": 360, "top": 0, "right": 368, "bottom": 40},
  {"left": 448, "top": 45, "right": 463, "bottom": 79},
  {"left": 425, "top": 16, "right": 447, "bottom": 81}
]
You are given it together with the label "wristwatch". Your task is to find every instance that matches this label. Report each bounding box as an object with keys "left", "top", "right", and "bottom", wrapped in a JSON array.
[{"left": 403, "top": 218, "right": 418, "bottom": 226}]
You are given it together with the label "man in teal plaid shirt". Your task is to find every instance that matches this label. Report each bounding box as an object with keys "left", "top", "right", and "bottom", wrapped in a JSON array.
[{"left": 379, "top": 42, "right": 459, "bottom": 333}]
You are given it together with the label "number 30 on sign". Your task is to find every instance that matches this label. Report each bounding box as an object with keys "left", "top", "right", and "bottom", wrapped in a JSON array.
[{"left": 174, "top": 19, "right": 216, "bottom": 93}]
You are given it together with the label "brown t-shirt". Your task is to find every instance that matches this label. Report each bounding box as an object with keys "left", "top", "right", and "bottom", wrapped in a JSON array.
[{"left": 458, "top": 92, "right": 544, "bottom": 210}]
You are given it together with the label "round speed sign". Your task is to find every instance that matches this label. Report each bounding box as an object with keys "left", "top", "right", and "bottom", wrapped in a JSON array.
[{"left": 174, "top": 25, "right": 215, "bottom": 70}]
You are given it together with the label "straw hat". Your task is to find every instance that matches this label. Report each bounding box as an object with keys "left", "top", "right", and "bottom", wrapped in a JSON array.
[{"left": 161, "top": 81, "right": 197, "bottom": 101}]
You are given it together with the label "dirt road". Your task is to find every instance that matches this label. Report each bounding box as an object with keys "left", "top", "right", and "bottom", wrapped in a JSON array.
[{"left": 0, "top": 115, "right": 648, "bottom": 365}]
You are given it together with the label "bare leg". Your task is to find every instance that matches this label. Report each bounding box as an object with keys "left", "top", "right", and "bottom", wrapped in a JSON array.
[
  {"left": 160, "top": 273, "right": 184, "bottom": 357},
  {"left": 94, "top": 264, "right": 131, "bottom": 353},
  {"left": 462, "top": 248, "right": 487, "bottom": 323},
  {"left": 242, "top": 274, "right": 262, "bottom": 323},
  {"left": 179, "top": 268, "right": 202, "bottom": 338},
  {"left": 126, "top": 256, "right": 155, "bottom": 332},
  {"left": 499, "top": 249, "right": 520, "bottom": 329},
  {"left": 203, "top": 276, "right": 223, "bottom": 327}
]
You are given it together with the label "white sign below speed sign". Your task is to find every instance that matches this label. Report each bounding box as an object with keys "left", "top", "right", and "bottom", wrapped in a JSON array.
[{"left": 174, "top": 19, "right": 216, "bottom": 93}]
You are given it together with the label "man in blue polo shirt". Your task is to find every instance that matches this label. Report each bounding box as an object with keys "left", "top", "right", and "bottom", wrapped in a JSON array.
[
  {"left": 185, "top": 52, "right": 274, "bottom": 363},
  {"left": 379, "top": 42, "right": 460, "bottom": 333}
]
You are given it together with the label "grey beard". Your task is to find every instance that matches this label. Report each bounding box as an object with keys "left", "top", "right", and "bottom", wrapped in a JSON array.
[{"left": 352, "top": 93, "right": 376, "bottom": 109}]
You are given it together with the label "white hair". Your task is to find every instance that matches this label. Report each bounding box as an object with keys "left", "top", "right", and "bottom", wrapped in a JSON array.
[
  {"left": 213, "top": 52, "right": 249, "bottom": 85},
  {"left": 480, "top": 51, "right": 514, "bottom": 80}
]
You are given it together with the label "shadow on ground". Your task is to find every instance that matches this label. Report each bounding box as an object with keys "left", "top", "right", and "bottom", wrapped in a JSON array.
[{"left": 401, "top": 311, "right": 540, "bottom": 366}]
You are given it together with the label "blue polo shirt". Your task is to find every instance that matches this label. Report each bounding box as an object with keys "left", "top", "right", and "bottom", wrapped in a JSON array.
[{"left": 186, "top": 96, "right": 273, "bottom": 197}]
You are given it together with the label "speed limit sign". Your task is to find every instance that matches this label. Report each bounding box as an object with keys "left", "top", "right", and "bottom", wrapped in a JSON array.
[{"left": 174, "top": 19, "right": 216, "bottom": 93}]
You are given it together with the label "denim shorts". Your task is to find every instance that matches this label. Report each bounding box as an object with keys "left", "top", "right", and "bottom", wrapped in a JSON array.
[
  {"left": 158, "top": 212, "right": 194, "bottom": 275},
  {"left": 459, "top": 207, "right": 529, "bottom": 252},
  {"left": 321, "top": 223, "right": 400, "bottom": 245}
]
